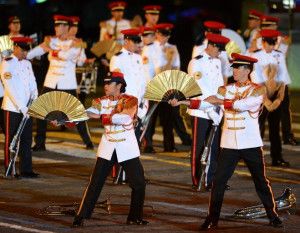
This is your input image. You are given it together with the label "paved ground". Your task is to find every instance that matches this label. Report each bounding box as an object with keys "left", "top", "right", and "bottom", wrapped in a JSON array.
[{"left": 0, "top": 91, "right": 299, "bottom": 233}]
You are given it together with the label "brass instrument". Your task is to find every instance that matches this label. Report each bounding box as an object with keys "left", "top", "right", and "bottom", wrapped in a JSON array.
[
  {"left": 40, "top": 198, "right": 154, "bottom": 216},
  {"left": 232, "top": 188, "right": 296, "bottom": 219}
]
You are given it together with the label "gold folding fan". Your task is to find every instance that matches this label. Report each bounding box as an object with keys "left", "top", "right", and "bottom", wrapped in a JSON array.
[
  {"left": 144, "top": 70, "right": 202, "bottom": 102},
  {"left": 0, "top": 35, "right": 14, "bottom": 58},
  {"left": 28, "top": 91, "right": 88, "bottom": 124}
]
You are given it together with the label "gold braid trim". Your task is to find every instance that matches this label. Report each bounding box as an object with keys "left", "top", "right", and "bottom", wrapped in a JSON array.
[
  {"left": 250, "top": 85, "right": 266, "bottom": 97},
  {"left": 92, "top": 98, "right": 102, "bottom": 111},
  {"left": 217, "top": 86, "right": 226, "bottom": 97}
]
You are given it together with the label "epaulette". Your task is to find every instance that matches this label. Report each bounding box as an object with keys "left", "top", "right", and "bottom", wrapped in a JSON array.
[
  {"left": 194, "top": 55, "right": 203, "bottom": 60},
  {"left": 274, "top": 49, "right": 282, "bottom": 53},
  {"left": 253, "top": 49, "right": 261, "bottom": 53},
  {"left": 100, "top": 21, "right": 107, "bottom": 28},
  {"left": 73, "top": 39, "right": 86, "bottom": 49},
  {"left": 217, "top": 86, "right": 226, "bottom": 97},
  {"left": 43, "top": 36, "right": 53, "bottom": 45},
  {"left": 91, "top": 98, "right": 102, "bottom": 111},
  {"left": 115, "top": 51, "right": 122, "bottom": 56},
  {"left": 146, "top": 42, "right": 154, "bottom": 46},
  {"left": 250, "top": 85, "right": 266, "bottom": 97}
]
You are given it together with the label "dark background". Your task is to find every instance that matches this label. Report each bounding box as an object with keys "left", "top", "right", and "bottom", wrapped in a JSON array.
[{"left": 0, "top": 0, "right": 298, "bottom": 71}]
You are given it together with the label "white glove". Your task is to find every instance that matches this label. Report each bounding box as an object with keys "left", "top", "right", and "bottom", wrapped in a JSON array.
[
  {"left": 207, "top": 110, "right": 221, "bottom": 126},
  {"left": 20, "top": 106, "right": 28, "bottom": 117}
]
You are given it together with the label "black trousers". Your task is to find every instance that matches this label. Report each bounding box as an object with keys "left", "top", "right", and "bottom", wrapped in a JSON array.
[
  {"left": 208, "top": 147, "right": 278, "bottom": 222},
  {"left": 280, "top": 85, "right": 294, "bottom": 141},
  {"left": 76, "top": 153, "right": 146, "bottom": 221},
  {"left": 4, "top": 111, "right": 33, "bottom": 173},
  {"left": 172, "top": 106, "right": 192, "bottom": 144},
  {"left": 143, "top": 101, "right": 159, "bottom": 149},
  {"left": 191, "top": 117, "right": 220, "bottom": 187},
  {"left": 0, "top": 97, "right": 4, "bottom": 134},
  {"left": 34, "top": 87, "right": 92, "bottom": 147},
  {"left": 259, "top": 106, "right": 283, "bottom": 162}
]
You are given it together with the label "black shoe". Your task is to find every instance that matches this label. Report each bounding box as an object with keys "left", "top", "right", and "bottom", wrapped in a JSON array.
[
  {"left": 126, "top": 219, "right": 149, "bottom": 225},
  {"left": 269, "top": 216, "right": 283, "bottom": 228},
  {"left": 283, "top": 137, "right": 298, "bottom": 146},
  {"left": 272, "top": 159, "right": 290, "bottom": 167},
  {"left": 200, "top": 217, "right": 218, "bottom": 230},
  {"left": 143, "top": 146, "right": 156, "bottom": 153},
  {"left": 85, "top": 143, "right": 94, "bottom": 150},
  {"left": 72, "top": 216, "right": 84, "bottom": 227},
  {"left": 32, "top": 144, "right": 46, "bottom": 151},
  {"left": 225, "top": 184, "right": 231, "bottom": 190},
  {"left": 20, "top": 172, "right": 40, "bottom": 178}
]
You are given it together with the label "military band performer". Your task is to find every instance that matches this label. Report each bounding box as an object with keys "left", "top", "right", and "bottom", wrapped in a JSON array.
[
  {"left": 1, "top": 37, "right": 39, "bottom": 178},
  {"left": 249, "top": 29, "right": 290, "bottom": 167},
  {"left": 143, "top": 5, "right": 161, "bottom": 27},
  {"left": 187, "top": 33, "right": 230, "bottom": 189},
  {"left": 26, "top": 15, "right": 94, "bottom": 151},
  {"left": 72, "top": 72, "right": 147, "bottom": 227},
  {"left": 169, "top": 53, "right": 283, "bottom": 230}
]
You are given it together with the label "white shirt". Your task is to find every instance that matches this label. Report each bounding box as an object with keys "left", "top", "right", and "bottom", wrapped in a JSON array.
[
  {"left": 1, "top": 55, "right": 38, "bottom": 113},
  {"left": 141, "top": 42, "right": 165, "bottom": 82},
  {"left": 192, "top": 39, "right": 232, "bottom": 78},
  {"left": 249, "top": 49, "right": 291, "bottom": 85},
  {"left": 99, "top": 18, "right": 131, "bottom": 44},
  {"left": 86, "top": 95, "right": 140, "bottom": 162},
  {"left": 27, "top": 37, "right": 83, "bottom": 90},
  {"left": 255, "top": 36, "right": 289, "bottom": 57},
  {"left": 155, "top": 40, "right": 180, "bottom": 70},
  {"left": 187, "top": 51, "right": 224, "bottom": 119}
]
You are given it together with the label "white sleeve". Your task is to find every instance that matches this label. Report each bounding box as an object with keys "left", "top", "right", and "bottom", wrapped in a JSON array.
[
  {"left": 1, "top": 64, "right": 25, "bottom": 110},
  {"left": 76, "top": 49, "right": 87, "bottom": 66},
  {"left": 26, "top": 46, "right": 46, "bottom": 60},
  {"left": 27, "top": 62, "right": 38, "bottom": 99},
  {"left": 233, "top": 95, "right": 263, "bottom": 111},
  {"left": 173, "top": 46, "right": 180, "bottom": 68},
  {"left": 86, "top": 107, "right": 100, "bottom": 115},
  {"left": 57, "top": 47, "right": 81, "bottom": 61},
  {"left": 109, "top": 55, "right": 122, "bottom": 72},
  {"left": 277, "top": 53, "right": 291, "bottom": 85}
]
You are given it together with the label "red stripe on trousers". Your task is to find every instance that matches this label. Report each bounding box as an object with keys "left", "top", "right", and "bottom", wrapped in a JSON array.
[
  {"left": 5, "top": 111, "right": 10, "bottom": 168},
  {"left": 191, "top": 117, "right": 198, "bottom": 186}
]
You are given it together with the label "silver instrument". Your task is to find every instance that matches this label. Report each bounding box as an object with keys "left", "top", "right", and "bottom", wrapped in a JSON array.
[{"left": 232, "top": 188, "right": 296, "bottom": 219}]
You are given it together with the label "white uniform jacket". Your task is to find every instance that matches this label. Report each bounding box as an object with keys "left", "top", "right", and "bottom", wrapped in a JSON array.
[
  {"left": 99, "top": 18, "right": 131, "bottom": 44},
  {"left": 1, "top": 55, "right": 38, "bottom": 113},
  {"left": 110, "top": 48, "right": 148, "bottom": 118},
  {"left": 27, "top": 37, "right": 83, "bottom": 90},
  {"left": 254, "top": 36, "right": 289, "bottom": 57},
  {"left": 141, "top": 42, "right": 165, "bottom": 82},
  {"left": 190, "top": 82, "right": 265, "bottom": 149},
  {"left": 249, "top": 49, "right": 291, "bottom": 85},
  {"left": 155, "top": 41, "right": 180, "bottom": 70},
  {"left": 87, "top": 95, "right": 140, "bottom": 162},
  {"left": 192, "top": 39, "right": 232, "bottom": 78},
  {"left": 187, "top": 51, "right": 224, "bottom": 119}
]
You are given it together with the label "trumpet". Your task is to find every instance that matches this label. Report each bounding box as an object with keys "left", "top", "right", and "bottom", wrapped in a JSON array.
[{"left": 232, "top": 188, "right": 296, "bottom": 219}]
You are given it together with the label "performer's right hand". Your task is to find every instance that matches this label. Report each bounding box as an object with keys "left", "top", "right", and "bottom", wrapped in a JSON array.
[{"left": 168, "top": 98, "right": 180, "bottom": 106}]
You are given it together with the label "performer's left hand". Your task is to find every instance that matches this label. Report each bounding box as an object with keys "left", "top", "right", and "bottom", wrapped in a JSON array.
[{"left": 205, "top": 96, "right": 222, "bottom": 105}]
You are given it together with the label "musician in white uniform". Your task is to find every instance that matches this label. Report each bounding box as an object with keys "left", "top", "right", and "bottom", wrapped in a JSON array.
[
  {"left": 169, "top": 53, "right": 283, "bottom": 229},
  {"left": 27, "top": 15, "right": 94, "bottom": 151},
  {"left": 1, "top": 37, "right": 39, "bottom": 178},
  {"left": 73, "top": 72, "right": 147, "bottom": 227},
  {"left": 187, "top": 33, "right": 229, "bottom": 189},
  {"left": 249, "top": 29, "right": 290, "bottom": 167},
  {"left": 243, "top": 10, "right": 263, "bottom": 49},
  {"left": 143, "top": 5, "right": 161, "bottom": 28},
  {"left": 99, "top": 1, "right": 131, "bottom": 44},
  {"left": 192, "top": 21, "right": 232, "bottom": 83}
]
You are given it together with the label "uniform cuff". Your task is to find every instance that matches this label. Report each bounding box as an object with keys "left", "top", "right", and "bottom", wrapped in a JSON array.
[
  {"left": 52, "top": 50, "right": 59, "bottom": 58},
  {"left": 101, "top": 114, "right": 112, "bottom": 125},
  {"left": 224, "top": 99, "right": 234, "bottom": 110},
  {"left": 189, "top": 99, "right": 201, "bottom": 109}
]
